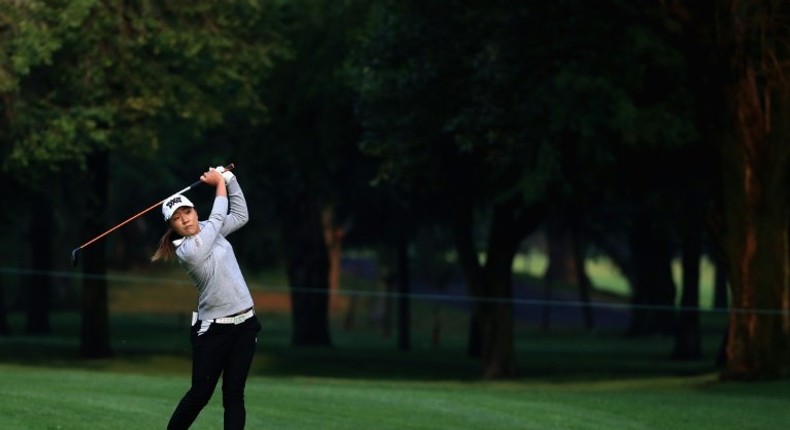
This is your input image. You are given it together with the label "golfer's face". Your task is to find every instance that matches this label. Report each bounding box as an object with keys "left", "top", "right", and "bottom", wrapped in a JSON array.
[{"left": 169, "top": 207, "right": 199, "bottom": 236}]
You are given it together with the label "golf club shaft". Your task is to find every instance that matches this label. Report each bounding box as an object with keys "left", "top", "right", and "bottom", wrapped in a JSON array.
[{"left": 72, "top": 163, "right": 235, "bottom": 260}]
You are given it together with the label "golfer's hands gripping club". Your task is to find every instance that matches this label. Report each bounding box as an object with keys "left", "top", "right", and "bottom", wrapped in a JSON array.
[
  {"left": 201, "top": 168, "right": 228, "bottom": 197},
  {"left": 214, "top": 165, "right": 235, "bottom": 184}
]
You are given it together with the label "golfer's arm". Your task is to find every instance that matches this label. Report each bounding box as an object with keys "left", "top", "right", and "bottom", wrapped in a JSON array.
[
  {"left": 220, "top": 180, "right": 249, "bottom": 235},
  {"left": 215, "top": 177, "right": 227, "bottom": 198}
]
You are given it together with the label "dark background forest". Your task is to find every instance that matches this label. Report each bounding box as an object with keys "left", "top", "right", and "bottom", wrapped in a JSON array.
[{"left": 1, "top": 0, "right": 789, "bottom": 382}]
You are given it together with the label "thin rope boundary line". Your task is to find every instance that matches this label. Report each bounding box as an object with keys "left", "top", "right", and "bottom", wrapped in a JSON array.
[{"left": 1, "top": 267, "right": 784, "bottom": 315}]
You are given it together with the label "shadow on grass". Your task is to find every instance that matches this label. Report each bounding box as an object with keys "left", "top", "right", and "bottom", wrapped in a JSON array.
[
  {"left": 0, "top": 310, "right": 725, "bottom": 383},
  {"left": 248, "top": 332, "right": 722, "bottom": 383}
]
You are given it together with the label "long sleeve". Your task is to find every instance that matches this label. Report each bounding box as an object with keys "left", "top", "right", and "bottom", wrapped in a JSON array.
[
  {"left": 220, "top": 178, "right": 249, "bottom": 237},
  {"left": 174, "top": 191, "right": 253, "bottom": 320}
]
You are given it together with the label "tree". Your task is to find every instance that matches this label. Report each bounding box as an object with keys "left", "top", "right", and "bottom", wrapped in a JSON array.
[
  {"left": 662, "top": 0, "right": 790, "bottom": 380},
  {"left": 228, "top": 0, "right": 375, "bottom": 346},
  {"left": 355, "top": 0, "right": 698, "bottom": 378},
  {"left": 355, "top": 1, "right": 522, "bottom": 377}
]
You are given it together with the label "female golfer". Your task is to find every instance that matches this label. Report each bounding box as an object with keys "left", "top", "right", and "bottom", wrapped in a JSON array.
[{"left": 152, "top": 166, "right": 260, "bottom": 430}]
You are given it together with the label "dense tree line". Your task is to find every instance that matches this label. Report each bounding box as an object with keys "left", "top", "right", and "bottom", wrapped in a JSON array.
[{"left": 1, "top": 0, "right": 788, "bottom": 380}]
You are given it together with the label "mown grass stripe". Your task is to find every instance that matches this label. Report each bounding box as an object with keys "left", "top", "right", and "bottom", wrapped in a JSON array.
[{"left": 2, "top": 364, "right": 788, "bottom": 430}]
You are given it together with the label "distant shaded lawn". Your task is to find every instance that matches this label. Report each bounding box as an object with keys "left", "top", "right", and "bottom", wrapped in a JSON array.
[
  {"left": 1, "top": 262, "right": 731, "bottom": 381},
  {"left": 0, "top": 302, "right": 729, "bottom": 380}
]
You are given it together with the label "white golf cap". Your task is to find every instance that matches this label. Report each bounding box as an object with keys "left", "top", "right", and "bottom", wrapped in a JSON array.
[{"left": 162, "top": 194, "right": 194, "bottom": 222}]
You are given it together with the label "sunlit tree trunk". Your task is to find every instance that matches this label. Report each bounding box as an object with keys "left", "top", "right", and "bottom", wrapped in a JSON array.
[
  {"left": 719, "top": 81, "right": 790, "bottom": 379},
  {"left": 712, "top": 1, "right": 790, "bottom": 379},
  {"left": 321, "top": 204, "right": 344, "bottom": 307},
  {"left": 664, "top": 0, "right": 790, "bottom": 382}
]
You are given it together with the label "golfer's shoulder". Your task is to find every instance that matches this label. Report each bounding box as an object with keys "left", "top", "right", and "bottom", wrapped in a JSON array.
[{"left": 175, "top": 234, "right": 206, "bottom": 256}]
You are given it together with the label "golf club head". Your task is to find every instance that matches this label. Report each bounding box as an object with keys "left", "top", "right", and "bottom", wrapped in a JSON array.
[{"left": 71, "top": 248, "right": 80, "bottom": 267}]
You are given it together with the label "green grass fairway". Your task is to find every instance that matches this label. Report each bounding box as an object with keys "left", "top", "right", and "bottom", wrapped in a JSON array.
[
  {"left": 1, "top": 363, "right": 789, "bottom": 430},
  {"left": 0, "top": 266, "right": 785, "bottom": 429}
]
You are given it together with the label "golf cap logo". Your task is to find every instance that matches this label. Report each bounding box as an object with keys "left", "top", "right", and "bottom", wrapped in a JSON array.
[
  {"left": 166, "top": 197, "right": 182, "bottom": 209},
  {"left": 162, "top": 194, "right": 194, "bottom": 222}
]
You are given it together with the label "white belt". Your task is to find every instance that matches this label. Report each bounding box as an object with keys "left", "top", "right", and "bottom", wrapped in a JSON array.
[{"left": 210, "top": 308, "right": 254, "bottom": 325}]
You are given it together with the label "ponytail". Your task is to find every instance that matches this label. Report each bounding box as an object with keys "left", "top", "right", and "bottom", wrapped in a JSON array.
[{"left": 151, "top": 228, "right": 178, "bottom": 262}]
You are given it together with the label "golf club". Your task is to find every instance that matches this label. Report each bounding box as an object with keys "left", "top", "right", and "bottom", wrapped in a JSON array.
[{"left": 70, "top": 163, "right": 235, "bottom": 266}]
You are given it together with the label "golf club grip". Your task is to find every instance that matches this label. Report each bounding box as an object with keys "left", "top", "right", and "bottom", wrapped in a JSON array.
[{"left": 187, "top": 163, "right": 236, "bottom": 190}]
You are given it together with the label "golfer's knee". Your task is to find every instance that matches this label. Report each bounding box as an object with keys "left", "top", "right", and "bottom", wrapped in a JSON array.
[
  {"left": 222, "top": 388, "right": 244, "bottom": 409},
  {"left": 185, "top": 387, "right": 214, "bottom": 407}
]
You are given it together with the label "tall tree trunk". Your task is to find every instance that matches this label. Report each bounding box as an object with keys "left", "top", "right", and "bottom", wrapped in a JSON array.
[
  {"left": 571, "top": 228, "right": 595, "bottom": 331},
  {"left": 454, "top": 204, "right": 483, "bottom": 359},
  {"left": 713, "top": 255, "right": 729, "bottom": 311},
  {"left": 478, "top": 203, "right": 520, "bottom": 379},
  {"left": 80, "top": 152, "right": 113, "bottom": 358},
  {"left": 26, "top": 190, "right": 52, "bottom": 335},
  {"left": 626, "top": 212, "right": 676, "bottom": 337},
  {"left": 0, "top": 273, "right": 8, "bottom": 336},
  {"left": 719, "top": 85, "right": 790, "bottom": 379},
  {"left": 321, "top": 204, "right": 344, "bottom": 301},
  {"left": 454, "top": 197, "right": 543, "bottom": 379},
  {"left": 664, "top": 0, "right": 790, "bottom": 382},
  {"left": 672, "top": 218, "right": 702, "bottom": 360},
  {"left": 467, "top": 310, "right": 483, "bottom": 358},
  {"left": 396, "top": 238, "right": 411, "bottom": 351},
  {"left": 542, "top": 216, "right": 576, "bottom": 331},
  {"left": 281, "top": 195, "right": 332, "bottom": 347}
]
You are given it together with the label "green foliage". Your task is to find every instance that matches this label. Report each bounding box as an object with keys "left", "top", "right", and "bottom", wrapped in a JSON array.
[
  {"left": 236, "top": 0, "right": 375, "bottom": 216},
  {"left": 0, "top": 1, "right": 62, "bottom": 87},
  {"left": 354, "top": 1, "right": 492, "bottom": 198},
  {"left": 1, "top": 0, "right": 282, "bottom": 172},
  {"left": 353, "top": 0, "right": 698, "bottom": 209}
]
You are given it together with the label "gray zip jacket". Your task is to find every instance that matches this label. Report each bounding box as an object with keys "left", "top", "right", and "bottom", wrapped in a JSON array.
[{"left": 174, "top": 178, "right": 254, "bottom": 321}]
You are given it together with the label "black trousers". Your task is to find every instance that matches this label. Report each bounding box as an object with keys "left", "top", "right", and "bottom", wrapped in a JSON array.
[{"left": 167, "top": 314, "right": 261, "bottom": 430}]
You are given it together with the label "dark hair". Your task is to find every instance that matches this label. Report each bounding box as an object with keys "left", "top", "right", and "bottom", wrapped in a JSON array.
[{"left": 151, "top": 228, "right": 178, "bottom": 262}]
